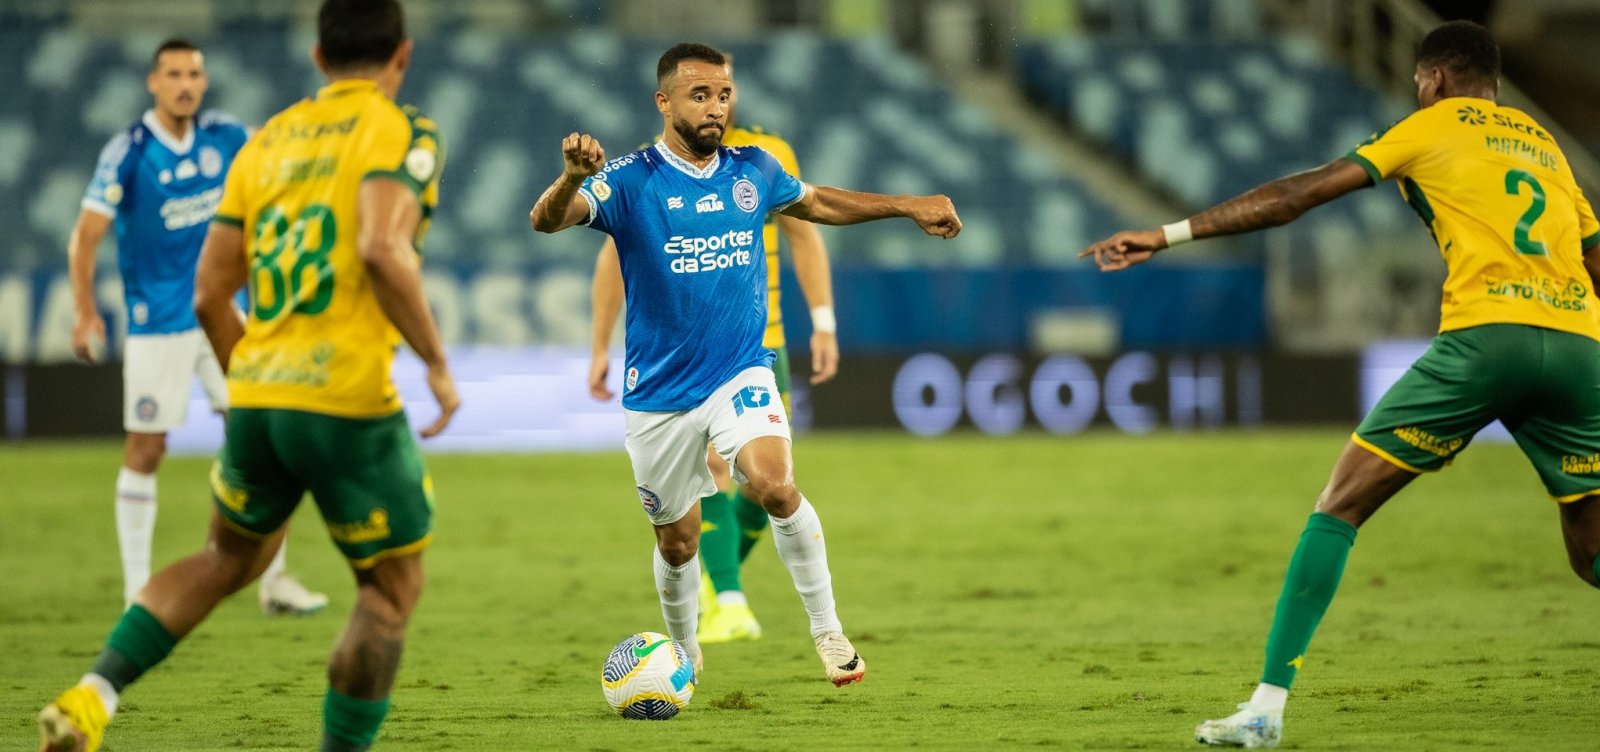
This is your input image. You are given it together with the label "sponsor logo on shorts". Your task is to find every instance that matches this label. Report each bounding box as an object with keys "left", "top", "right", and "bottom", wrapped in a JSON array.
[
  {"left": 626, "top": 367, "right": 638, "bottom": 391},
  {"left": 637, "top": 485, "right": 662, "bottom": 514},
  {"left": 768, "top": 414, "right": 782, "bottom": 424},
  {"left": 733, "top": 178, "right": 759, "bottom": 212},
  {"left": 327, "top": 509, "right": 391, "bottom": 544},
  {"left": 730, "top": 385, "right": 771, "bottom": 417},
  {"left": 135, "top": 395, "right": 159, "bottom": 422},
  {"left": 209, "top": 462, "right": 249, "bottom": 513},
  {"left": 1561, "top": 454, "right": 1600, "bottom": 475},
  {"left": 1392, "top": 426, "right": 1463, "bottom": 458}
]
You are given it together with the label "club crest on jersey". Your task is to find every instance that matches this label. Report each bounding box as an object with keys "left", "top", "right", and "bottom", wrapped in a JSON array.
[
  {"left": 695, "top": 193, "right": 724, "bottom": 213},
  {"left": 199, "top": 146, "right": 223, "bottom": 178},
  {"left": 637, "top": 485, "right": 662, "bottom": 514},
  {"left": 733, "top": 178, "right": 759, "bottom": 212},
  {"left": 626, "top": 367, "right": 639, "bottom": 391}
]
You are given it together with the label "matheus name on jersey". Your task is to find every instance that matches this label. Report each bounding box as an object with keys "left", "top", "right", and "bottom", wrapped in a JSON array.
[
  {"left": 578, "top": 141, "right": 807, "bottom": 411},
  {"left": 82, "top": 110, "right": 249, "bottom": 334}
]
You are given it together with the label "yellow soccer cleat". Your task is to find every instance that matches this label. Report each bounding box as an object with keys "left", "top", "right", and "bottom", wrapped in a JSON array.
[
  {"left": 698, "top": 601, "right": 763, "bottom": 644},
  {"left": 697, "top": 573, "right": 717, "bottom": 620},
  {"left": 37, "top": 685, "right": 109, "bottom": 752}
]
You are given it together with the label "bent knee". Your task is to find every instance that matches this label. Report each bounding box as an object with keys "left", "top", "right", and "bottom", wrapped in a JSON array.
[
  {"left": 657, "top": 537, "right": 699, "bottom": 566},
  {"left": 742, "top": 476, "right": 799, "bottom": 512}
]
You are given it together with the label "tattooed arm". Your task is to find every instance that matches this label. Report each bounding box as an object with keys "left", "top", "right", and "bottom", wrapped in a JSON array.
[{"left": 1079, "top": 159, "right": 1374, "bottom": 271}]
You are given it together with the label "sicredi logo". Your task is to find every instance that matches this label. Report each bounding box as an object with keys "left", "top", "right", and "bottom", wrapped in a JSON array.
[{"left": 662, "top": 230, "right": 756, "bottom": 274}]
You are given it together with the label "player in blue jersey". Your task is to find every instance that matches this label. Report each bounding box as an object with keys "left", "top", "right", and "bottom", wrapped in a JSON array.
[
  {"left": 531, "top": 42, "right": 960, "bottom": 686},
  {"left": 68, "top": 38, "right": 327, "bottom": 615}
]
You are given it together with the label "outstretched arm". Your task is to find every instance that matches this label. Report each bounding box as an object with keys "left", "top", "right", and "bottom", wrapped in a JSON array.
[
  {"left": 778, "top": 214, "right": 840, "bottom": 384},
  {"left": 781, "top": 185, "right": 961, "bottom": 239},
  {"left": 1080, "top": 159, "right": 1373, "bottom": 271},
  {"left": 588, "top": 238, "right": 624, "bottom": 400},
  {"left": 530, "top": 132, "right": 604, "bottom": 234}
]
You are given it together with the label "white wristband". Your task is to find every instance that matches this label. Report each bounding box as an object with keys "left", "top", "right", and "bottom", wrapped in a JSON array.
[
  {"left": 1161, "top": 219, "right": 1193, "bottom": 248},
  {"left": 810, "top": 305, "right": 837, "bottom": 334}
]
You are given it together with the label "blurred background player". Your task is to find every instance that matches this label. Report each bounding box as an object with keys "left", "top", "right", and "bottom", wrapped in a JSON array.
[
  {"left": 588, "top": 93, "right": 839, "bottom": 645},
  {"left": 36, "top": 1, "right": 459, "bottom": 749},
  {"left": 533, "top": 42, "right": 958, "bottom": 685},
  {"left": 1082, "top": 20, "right": 1600, "bottom": 749},
  {"left": 67, "top": 37, "right": 327, "bottom": 616}
]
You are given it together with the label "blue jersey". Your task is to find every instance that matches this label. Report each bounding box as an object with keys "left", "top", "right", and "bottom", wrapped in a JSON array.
[
  {"left": 579, "top": 141, "right": 808, "bottom": 411},
  {"left": 82, "top": 110, "right": 249, "bottom": 335}
]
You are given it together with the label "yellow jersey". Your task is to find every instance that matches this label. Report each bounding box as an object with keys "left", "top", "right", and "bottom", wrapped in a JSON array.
[
  {"left": 1348, "top": 97, "right": 1600, "bottom": 340},
  {"left": 214, "top": 79, "right": 443, "bottom": 417},
  {"left": 725, "top": 126, "right": 801, "bottom": 349}
]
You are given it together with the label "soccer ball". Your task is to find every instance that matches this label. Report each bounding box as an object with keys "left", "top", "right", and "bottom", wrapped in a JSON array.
[{"left": 600, "top": 632, "right": 697, "bottom": 720}]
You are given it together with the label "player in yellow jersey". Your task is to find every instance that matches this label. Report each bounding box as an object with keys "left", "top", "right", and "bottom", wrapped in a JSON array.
[
  {"left": 588, "top": 115, "right": 838, "bottom": 646},
  {"left": 1083, "top": 21, "right": 1600, "bottom": 748},
  {"left": 36, "top": 3, "right": 456, "bottom": 751}
]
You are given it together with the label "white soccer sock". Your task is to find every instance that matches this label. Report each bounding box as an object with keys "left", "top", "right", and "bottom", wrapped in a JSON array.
[
  {"left": 653, "top": 547, "right": 700, "bottom": 651},
  {"left": 770, "top": 498, "right": 843, "bottom": 637},
  {"left": 715, "top": 590, "right": 748, "bottom": 608},
  {"left": 80, "top": 673, "right": 119, "bottom": 718},
  {"left": 261, "top": 538, "right": 288, "bottom": 588},
  {"left": 114, "top": 468, "right": 157, "bottom": 604},
  {"left": 1249, "top": 683, "right": 1288, "bottom": 713}
]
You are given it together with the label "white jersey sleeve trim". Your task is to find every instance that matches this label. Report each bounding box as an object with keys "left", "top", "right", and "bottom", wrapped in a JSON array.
[
  {"left": 771, "top": 182, "right": 811, "bottom": 213},
  {"left": 81, "top": 197, "right": 116, "bottom": 219},
  {"left": 575, "top": 187, "right": 599, "bottom": 226}
]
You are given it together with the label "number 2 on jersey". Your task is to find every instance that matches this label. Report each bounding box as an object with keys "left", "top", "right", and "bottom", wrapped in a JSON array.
[
  {"left": 251, "top": 204, "right": 337, "bottom": 320},
  {"left": 1504, "top": 169, "right": 1547, "bottom": 256}
]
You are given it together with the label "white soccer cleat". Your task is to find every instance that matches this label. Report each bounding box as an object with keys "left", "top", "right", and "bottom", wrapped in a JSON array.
[
  {"left": 259, "top": 574, "right": 329, "bottom": 616},
  {"left": 1195, "top": 703, "right": 1282, "bottom": 748},
  {"left": 813, "top": 631, "right": 865, "bottom": 686}
]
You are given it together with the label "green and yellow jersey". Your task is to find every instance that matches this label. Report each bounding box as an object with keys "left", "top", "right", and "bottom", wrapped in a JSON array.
[
  {"left": 214, "top": 79, "right": 443, "bottom": 418},
  {"left": 1347, "top": 97, "right": 1600, "bottom": 340},
  {"left": 725, "top": 125, "right": 800, "bottom": 350}
]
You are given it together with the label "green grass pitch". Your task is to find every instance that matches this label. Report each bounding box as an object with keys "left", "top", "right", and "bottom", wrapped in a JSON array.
[{"left": 4, "top": 430, "right": 1599, "bottom": 750}]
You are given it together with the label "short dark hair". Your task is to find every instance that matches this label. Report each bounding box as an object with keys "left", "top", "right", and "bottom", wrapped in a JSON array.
[
  {"left": 656, "top": 43, "right": 728, "bottom": 88},
  {"left": 1416, "top": 20, "right": 1499, "bottom": 85},
  {"left": 151, "top": 38, "right": 199, "bottom": 70},
  {"left": 318, "top": 0, "right": 406, "bottom": 71}
]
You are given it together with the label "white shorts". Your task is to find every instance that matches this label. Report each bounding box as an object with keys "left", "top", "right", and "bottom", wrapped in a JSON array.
[
  {"left": 123, "top": 329, "right": 228, "bottom": 433},
  {"left": 624, "top": 366, "right": 791, "bottom": 525}
]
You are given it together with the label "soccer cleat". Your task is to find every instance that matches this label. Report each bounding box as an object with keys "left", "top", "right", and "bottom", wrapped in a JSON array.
[
  {"left": 684, "top": 639, "right": 704, "bottom": 677},
  {"left": 813, "top": 631, "right": 866, "bottom": 686},
  {"left": 1194, "top": 703, "right": 1282, "bottom": 748},
  {"left": 37, "top": 685, "right": 109, "bottom": 752},
  {"left": 258, "top": 574, "right": 329, "bottom": 616},
  {"left": 698, "top": 601, "right": 763, "bottom": 643}
]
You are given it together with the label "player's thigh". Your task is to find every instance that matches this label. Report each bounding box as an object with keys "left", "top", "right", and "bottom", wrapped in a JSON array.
[
  {"left": 191, "top": 329, "right": 229, "bottom": 413},
  {"left": 124, "top": 331, "right": 198, "bottom": 433},
  {"left": 1508, "top": 329, "right": 1600, "bottom": 501},
  {"left": 771, "top": 345, "right": 792, "bottom": 415},
  {"left": 1353, "top": 326, "right": 1524, "bottom": 473},
  {"left": 624, "top": 408, "right": 715, "bottom": 526},
  {"left": 702, "top": 366, "right": 793, "bottom": 489},
  {"left": 285, "top": 410, "right": 436, "bottom": 571},
  {"left": 211, "top": 407, "right": 307, "bottom": 542}
]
